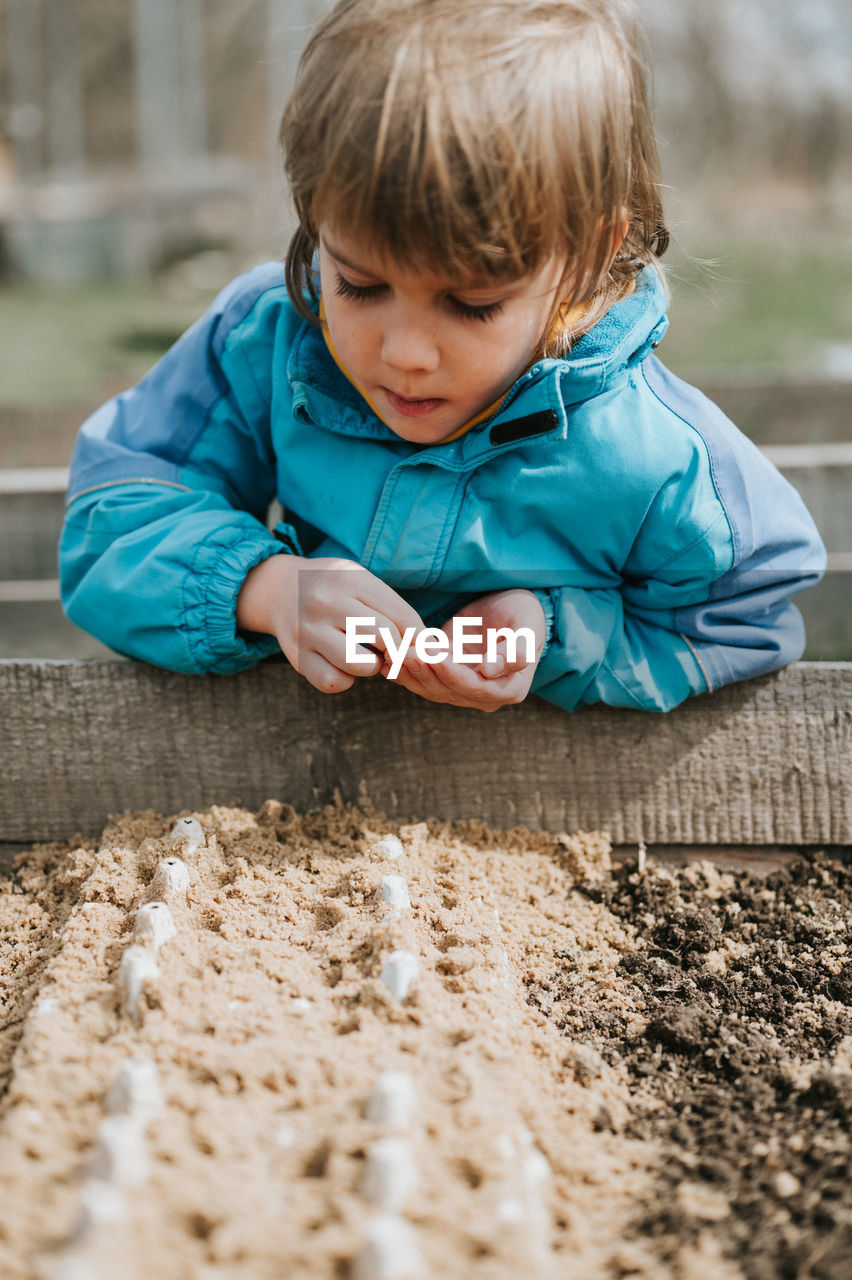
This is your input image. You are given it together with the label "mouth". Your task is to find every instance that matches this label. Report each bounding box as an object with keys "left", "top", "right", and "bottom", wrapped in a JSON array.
[{"left": 383, "top": 388, "right": 446, "bottom": 418}]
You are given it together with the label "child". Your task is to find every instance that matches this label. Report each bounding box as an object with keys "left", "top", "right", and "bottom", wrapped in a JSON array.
[{"left": 60, "top": 0, "right": 825, "bottom": 713}]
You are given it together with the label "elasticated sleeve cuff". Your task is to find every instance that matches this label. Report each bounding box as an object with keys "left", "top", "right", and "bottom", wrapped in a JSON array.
[
  {"left": 181, "top": 526, "right": 294, "bottom": 674},
  {"left": 532, "top": 588, "right": 555, "bottom": 657}
]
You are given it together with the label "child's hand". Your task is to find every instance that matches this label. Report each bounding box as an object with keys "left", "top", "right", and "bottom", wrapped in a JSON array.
[
  {"left": 236, "top": 555, "right": 424, "bottom": 694},
  {"left": 382, "top": 589, "right": 546, "bottom": 712}
]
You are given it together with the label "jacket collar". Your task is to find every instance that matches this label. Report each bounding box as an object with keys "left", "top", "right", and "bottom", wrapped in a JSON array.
[{"left": 286, "top": 266, "right": 668, "bottom": 444}]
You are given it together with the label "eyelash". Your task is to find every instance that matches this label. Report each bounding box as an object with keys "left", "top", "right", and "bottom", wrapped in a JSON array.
[{"left": 333, "top": 273, "right": 504, "bottom": 322}]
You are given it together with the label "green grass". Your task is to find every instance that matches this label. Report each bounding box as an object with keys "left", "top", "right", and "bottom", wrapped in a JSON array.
[
  {"left": 661, "top": 240, "right": 852, "bottom": 375},
  {"left": 0, "top": 281, "right": 218, "bottom": 407}
]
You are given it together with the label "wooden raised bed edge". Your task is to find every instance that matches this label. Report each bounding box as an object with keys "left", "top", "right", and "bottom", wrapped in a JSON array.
[{"left": 2, "top": 659, "right": 850, "bottom": 850}]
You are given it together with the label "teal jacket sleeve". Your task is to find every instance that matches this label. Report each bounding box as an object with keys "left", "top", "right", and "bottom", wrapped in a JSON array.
[
  {"left": 531, "top": 581, "right": 711, "bottom": 713},
  {"left": 59, "top": 265, "right": 301, "bottom": 674},
  {"left": 530, "top": 404, "right": 826, "bottom": 713}
]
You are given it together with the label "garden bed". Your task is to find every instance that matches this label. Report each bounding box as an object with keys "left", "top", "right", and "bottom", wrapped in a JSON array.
[
  {"left": 1, "top": 660, "right": 850, "bottom": 1276},
  {"left": 1, "top": 800, "right": 850, "bottom": 1278}
]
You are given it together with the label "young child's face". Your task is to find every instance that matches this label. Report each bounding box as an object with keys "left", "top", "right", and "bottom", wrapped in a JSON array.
[{"left": 318, "top": 228, "right": 566, "bottom": 444}]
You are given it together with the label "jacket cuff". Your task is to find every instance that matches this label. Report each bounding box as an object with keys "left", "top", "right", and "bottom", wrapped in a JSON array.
[
  {"left": 183, "top": 528, "right": 292, "bottom": 674},
  {"left": 532, "top": 588, "right": 555, "bottom": 656}
]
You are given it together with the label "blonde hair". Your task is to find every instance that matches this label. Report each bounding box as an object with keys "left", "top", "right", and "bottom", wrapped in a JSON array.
[{"left": 281, "top": 0, "right": 668, "bottom": 354}]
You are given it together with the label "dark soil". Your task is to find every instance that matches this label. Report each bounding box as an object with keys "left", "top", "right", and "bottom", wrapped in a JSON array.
[{"left": 529, "top": 851, "right": 852, "bottom": 1280}]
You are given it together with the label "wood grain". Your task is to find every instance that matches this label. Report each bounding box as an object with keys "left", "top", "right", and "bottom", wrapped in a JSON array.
[{"left": 2, "top": 660, "right": 850, "bottom": 846}]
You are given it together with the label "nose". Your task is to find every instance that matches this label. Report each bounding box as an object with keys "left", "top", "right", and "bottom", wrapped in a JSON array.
[{"left": 380, "top": 308, "right": 440, "bottom": 374}]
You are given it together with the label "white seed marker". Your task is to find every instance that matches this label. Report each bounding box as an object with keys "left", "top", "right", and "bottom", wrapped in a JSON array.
[
  {"left": 106, "top": 1058, "right": 163, "bottom": 1125},
  {"left": 353, "top": 1214, "right": 424, "bottom": 1280},
  {"left": 366, "top": 1072, "right": 416, "bottom": 1130},
  {"left": 169, "top": 815, "right": 205, "bottom": 854},
  {"left": 495, "top": 1130, "right": 553, "bottom": 1256},
  {"left": 133, "top": 902, "right": 176, "bottom": 950},
  {"left": 369, "top": 834, "right": 405, "bottom": 861},
  {"left": 117, "top": 946, "right": 159, "bottom": 1019},
  {"left": 88, "top": 1116, "right": 151, "bottom": 1189},
  {"left": 362, "top": 1137, "right": 418, "bottom": 1212},
  {"left": 67, "top": 1059, "right": 163, "bottom": 1258},
  {"left": 379, "top": 951, "right": 418, "bottom": 1002},
  {"left": 377, "top": 875, "right": 411, "bottom": 911},
  {"left": 149, "top": 856, "right": 190, "bottom": 904}
]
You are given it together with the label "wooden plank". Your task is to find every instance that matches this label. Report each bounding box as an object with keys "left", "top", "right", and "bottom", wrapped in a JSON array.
[
  {"left": 610, "top": 844, "right": 836, "bottom": 876},
  {"left": 762, "top": 444, "right": 852, "bottom": 552},
  {"left": 1, "top": 660, "right": 850, "bottom": 846},
  {"left": 0, "top": 472, "right": 66, "bottom": 580},
  {"left": 696, "top": 376, "right": 852, "bottom": 446},
  {"left": 0, "top": 599, "right": 117, "bottom": 659},
  {"left": 0, "top": 410, "right": 92, "bottom": 468},
  {"left": 796, "top": 568, "right": 851, "bottom": 663}
]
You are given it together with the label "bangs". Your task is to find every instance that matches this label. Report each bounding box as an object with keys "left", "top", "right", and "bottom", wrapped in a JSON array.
[{"left": 282, "top": 0, "right": 666, "bottom": 337}]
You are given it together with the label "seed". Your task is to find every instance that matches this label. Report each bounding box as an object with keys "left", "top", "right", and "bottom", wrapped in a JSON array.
[
  {"left": 495, "top": 1130, "right": 552, "bottom": 1240},
  {"left": 106, "top": 1058, "right": 163, "bottom": 1125},
  {"left": 353, "top": 1214, "right": 423, "bottom": 1280},
  {"left": 365, "top": 1072, "right": 416, "bottom": 1130},
  {"left": 117, "top": 945, "right": 159, "bottom": 1019},
  {"left": 149, "top": 857, "right": 190, "bottom": 903},
  {"left": 88, "top": 1116, "right": 150, "bottom": 1188},
  {"left": 133, "top": 902, "right": 177, "bottom": 951},
  {"left": 774, "top": 1171, "right": 801, "bottom": 1199},
  {"left": 362, "top": 1137, "right": 418, "bottom": 1211},
  {"left": 368, "top": 835, "right": 405, "bottom": 862},
  {"left": 379, "top": 951, "right": 418, "bottom": 1002},
  {"left": 70, "top": 1179, "right": 127, "bottom": 1237},
  {"left": 169, "top": 816, "right": 205, "bottom": 854},
  {"left": 378, "top": 876, "right": 411, "bottom": 911}
]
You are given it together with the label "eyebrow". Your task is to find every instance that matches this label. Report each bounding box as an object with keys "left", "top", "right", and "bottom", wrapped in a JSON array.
[{"left": 321, "top": 238, "right": 376, "bottom": 276}]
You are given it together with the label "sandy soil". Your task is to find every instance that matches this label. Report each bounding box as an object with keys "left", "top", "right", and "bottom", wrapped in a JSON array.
[{"left": 0, "top": 802, "right": 849, "bottom": 1279}]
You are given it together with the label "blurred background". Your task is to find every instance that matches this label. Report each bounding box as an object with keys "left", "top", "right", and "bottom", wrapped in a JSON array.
[{"left": 1, "top": 0, "right": 850, "bottom": 659}]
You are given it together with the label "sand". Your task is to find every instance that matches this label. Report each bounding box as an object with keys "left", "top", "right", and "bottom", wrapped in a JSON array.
[
  {"left": 0, "top": 800, "right": 702, "bottom": 1280},
  {"left": 6, "top": 801, "right": 848, "bottom": 1279}
]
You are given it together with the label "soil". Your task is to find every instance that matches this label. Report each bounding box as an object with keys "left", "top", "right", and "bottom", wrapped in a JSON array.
[
  {"left": 0, "top": 803, "right": 850, "bottom": 1279},
  {"left": 529, "top": 852, "right": 852, "bottom": 1279}
]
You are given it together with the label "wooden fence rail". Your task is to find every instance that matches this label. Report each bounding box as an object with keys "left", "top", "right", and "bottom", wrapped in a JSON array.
[{"left": 2, "top": 660, "right": 850, "bottom": 848}]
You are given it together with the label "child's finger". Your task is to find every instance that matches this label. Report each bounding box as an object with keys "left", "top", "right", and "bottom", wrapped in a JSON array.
[
  {"left": 495, "top": 651, "right": 534, "bottom": 676},
  {"left": 477, "top": 637, "right": 510, "bottom": 677},
  {"left": 344, "top": 642, "right": 383, "bottom": 677},
  {"left": 300, "top": 651, "right": 357, "bottom": 695},
  {"left": 478, "top": 637, "right": 537, "bottom": 678},
  {"left": 430, "top": 657, "right": 495, "bottom": 700},
  {"left": 357, "top": 610, "right": 424, "bottom": 676}
]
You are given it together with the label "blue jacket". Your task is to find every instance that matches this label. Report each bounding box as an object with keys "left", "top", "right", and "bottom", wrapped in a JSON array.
[{"left": 60, "top": 262, "right": 825, "bottom": 712}]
